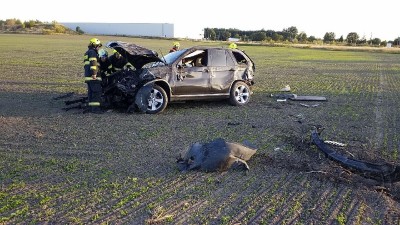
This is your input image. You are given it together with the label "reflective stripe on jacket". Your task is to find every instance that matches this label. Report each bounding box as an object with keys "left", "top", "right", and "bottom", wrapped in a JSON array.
[{"left": 84, "top": 48, "right": 99, "bottom": 77}]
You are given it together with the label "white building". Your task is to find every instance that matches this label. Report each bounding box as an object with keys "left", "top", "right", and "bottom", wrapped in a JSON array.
[{"left": 61, "top": 23, "right": 174, "bottom": 38}]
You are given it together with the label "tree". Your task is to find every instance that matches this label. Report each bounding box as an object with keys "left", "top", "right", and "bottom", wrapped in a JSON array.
[
  {"left": 265, "top": 30, "right": 275, "bottom": 39},
  {"left": 323, "top": 32, "right": 335, "bottom": 43},
  {"left": 307, "top": 36, "right": 317, "bottom": 43},
  {"left": 282, "top": 26, "right": 298, "bottom": 41},
  {"left": 371, "top": 38, "right": 381, "bottom": 46},
  {"left": 394, "top": 37, "right": 400, "bottom": 46},
  {"left": 296, "top": 32, "right": 307, "bottom": 43},
  {"left": 209, "top": 29, "right": 216, "bottom": 40},
  {"left": 272, "top": 33, "right": 283, "bottom": 42},
  {"left": 5, "top": 18, "right": 17, "bottom": 26},
  {"left": 337, "top": 35, "right": 344, "bottom": 43},
  {"left": 204, "top": 28, "right": 217, "bottom": 40},
  {"left": 76, "top": 26, "right": 84, "bottom": 34},
  {"left": 346, "top": 32, "right": 359, "bottom": 45},
  {"left": 250, "top": 32, "right": 266, "bottom": 41},
  {"left": 24, "top": 20, "right": 36, "bottom": 28},
  {"left": 221, "top": 31, "right": 231, "bottom": 41},
  {"left": 357, "top": 35, "right": 367, "bottom": 45}
]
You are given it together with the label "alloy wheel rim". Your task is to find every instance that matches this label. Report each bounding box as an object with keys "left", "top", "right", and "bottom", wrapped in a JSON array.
[
  {"left": 235, "top": 85, "right": 249, "bottom": 103},
  {"left": 148, "top": 89, "right": 164, "bottom": 111}
]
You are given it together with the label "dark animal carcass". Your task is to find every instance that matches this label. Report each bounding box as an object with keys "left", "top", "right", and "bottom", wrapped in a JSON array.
[{"left": 177, "top": 138, "right": 257, "bottom": 172}]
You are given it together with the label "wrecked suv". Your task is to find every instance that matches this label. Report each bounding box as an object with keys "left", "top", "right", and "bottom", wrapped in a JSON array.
[{"left": 103, "top": 41, "right": 255, "bottom": 114}]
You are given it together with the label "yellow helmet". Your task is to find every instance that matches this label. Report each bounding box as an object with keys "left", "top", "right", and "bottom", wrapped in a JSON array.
[
  {"left": 89, "top": 38, "right": 102, "bottom": 47},
  {"left": 229, "top": 43, "right": 237, "bottom": 49},
  {"left": 173, "top": 42, "right": 180, "bottom": 48}
]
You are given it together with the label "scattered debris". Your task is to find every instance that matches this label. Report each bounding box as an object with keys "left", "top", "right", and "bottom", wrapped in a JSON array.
[
  {"left": 270, "top": 93, "right": 295, "bottom": 100},
  {"left": 271, "top": 93, "right": 327, "bottom": 101},
  {"left": 300, "top": 103, "right": 320, "bottom": 107},
  {"left": 290, "top": 94, "right": 327, "bottom": 101},
  {"left": 177, "top": 138, "right": 257, "bottom": 172},
  {"left": 324, "top": 140, "right": 347, "bottom": 147},
  {"left": 311, "top": 128, "right": 400, "bottom": 183},
  {"left": 280, "top": 85, "right": 291, "bottom": 92}
]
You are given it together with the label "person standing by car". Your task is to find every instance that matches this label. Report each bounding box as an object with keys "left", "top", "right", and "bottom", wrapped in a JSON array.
[
  {"left": 98, "top": 49, "right": 113, "bottom": 75},
  {"left": 169, "top": 42, "right": 180, "bottom": 53},
  {"left": 84, "top": 38, "right": 103, "bottom": 113},
  {"left": 109, "top": 49, "right": 133, "bottom": 71},
  {"left": 98, "top": 48, "right": 113, "bottom": 87}
]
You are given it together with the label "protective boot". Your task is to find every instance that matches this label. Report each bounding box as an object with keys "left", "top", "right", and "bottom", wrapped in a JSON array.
[{"left": 87, "top": 80, "right": 103, "bottom": 114}]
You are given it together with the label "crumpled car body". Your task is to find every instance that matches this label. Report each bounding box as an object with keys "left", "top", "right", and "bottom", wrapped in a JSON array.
[{"left": 103, "top": 41, "right": 256, "bottom": 114}]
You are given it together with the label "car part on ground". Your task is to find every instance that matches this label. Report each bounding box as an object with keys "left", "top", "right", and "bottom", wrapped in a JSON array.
[
  {"left": 311, "top": 127, "right": 400, "bottom": 183},
  {"left": 271, "top": 93, "right": 327, "bottom": 101},
  {"left": 176, "top": 138, "right": 257, "bottom": 172}
]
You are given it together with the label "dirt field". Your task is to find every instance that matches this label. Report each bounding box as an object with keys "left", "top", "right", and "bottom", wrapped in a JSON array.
[{"left": 1, "top": 34, "right": 400, "bottom": 224}]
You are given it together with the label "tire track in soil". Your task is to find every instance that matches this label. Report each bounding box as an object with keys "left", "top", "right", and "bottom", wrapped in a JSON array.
[{"left": 374, "top": 64, "right": 385, "bottom": 151}]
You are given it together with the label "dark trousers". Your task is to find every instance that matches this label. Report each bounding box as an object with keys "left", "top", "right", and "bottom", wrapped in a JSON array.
[{"left": 87, "top": 80, "right": 103, "bottom": 112}]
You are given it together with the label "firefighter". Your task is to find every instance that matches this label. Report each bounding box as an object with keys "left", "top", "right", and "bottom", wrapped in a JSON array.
[
  {"left": 109, "top": 49, "right": 133, "bottom": 71},
  {"left": 84, "top": 38, "right": 103, "bottom": 113},
  {"left": 98, "top": 48, "right": 113, "bottom": 87},
  {"left": 169, "top": 41, "right": 180, "bottom": 53},
  {"left": 229, "top": 42, "right": 237, "bottom": 49},
  {"left": 98, "top": 49, "right": 113, "bottom": 75}
]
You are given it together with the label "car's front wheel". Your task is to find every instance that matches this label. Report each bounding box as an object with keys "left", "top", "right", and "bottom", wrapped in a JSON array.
[
  {"left": 146, "top": 84, "right": 168, "bottom": 114},
  {"left": 229, "top": 81, "right": 251, "bottom": 106}
]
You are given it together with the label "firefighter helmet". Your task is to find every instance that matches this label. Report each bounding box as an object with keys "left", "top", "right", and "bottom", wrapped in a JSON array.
[
  {"left": 173, "top": 42, "right": 180, "bottom": 48},
  {"left": 229, "top": 43, "right": 237, "bottom": 49},
  {"left": 89, "top": 38, "right": 102, "bottom": 47},
  {"left": 98, "top": 49, "right": 108, "bottom": 58}
]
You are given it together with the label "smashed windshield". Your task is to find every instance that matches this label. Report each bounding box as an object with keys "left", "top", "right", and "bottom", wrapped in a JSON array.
[{"left": 161, "top": 49, "right": 185, "bottom": 65}]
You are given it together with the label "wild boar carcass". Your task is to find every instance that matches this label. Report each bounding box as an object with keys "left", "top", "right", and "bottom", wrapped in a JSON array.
[{"left": 177, "top": 138, "right": 257, "bottom": 172}]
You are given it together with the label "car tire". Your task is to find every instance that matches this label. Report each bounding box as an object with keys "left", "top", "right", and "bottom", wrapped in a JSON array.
[
  {"left": 229, "top": 81, "right": 251, "bottom": 106},
  {"left": 146, "top": 84, "right": 168, "bottom": 114}
]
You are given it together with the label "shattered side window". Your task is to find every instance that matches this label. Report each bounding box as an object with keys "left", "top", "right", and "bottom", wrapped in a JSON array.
[
  {"left": 162, "top": 49, "right": 185, "bottom": 65},
  {"left": 232, "top": 51, "right": 248, "bottom": 64}
]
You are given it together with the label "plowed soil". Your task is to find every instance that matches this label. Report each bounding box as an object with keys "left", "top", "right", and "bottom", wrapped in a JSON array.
[{"left": 1, "top": 34, "right": 400, "bottom": 224}]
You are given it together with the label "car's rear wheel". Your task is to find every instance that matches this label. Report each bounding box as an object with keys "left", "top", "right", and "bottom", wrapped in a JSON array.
[
  {"left": 229, "top": 81, "right": 251, "bottom": 106},
  {"left": 146, "top": 84, "right": 168, "bottom": 114}
]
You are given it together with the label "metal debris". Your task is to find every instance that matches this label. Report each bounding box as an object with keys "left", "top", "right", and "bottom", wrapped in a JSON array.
[
  {"left": 324, "top": 140, "right": 347, "bottom": 147},
  {"left": 300, "top": 103, "right": 320, "bottom": 107},
  {"left": 311, "top": 128, "right": 400, "bottom": 183}
]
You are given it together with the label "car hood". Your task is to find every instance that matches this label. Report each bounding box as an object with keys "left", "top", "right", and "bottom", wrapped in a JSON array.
[{"left": 106, "top": 41, "right": 162, "bottom": 69}]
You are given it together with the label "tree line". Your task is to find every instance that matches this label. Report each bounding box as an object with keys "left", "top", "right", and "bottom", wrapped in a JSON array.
[
  {"left": 0, "top": 18, "right": 75, "bottom": 34},
  {"left": 2, "top": 18, "right": 398, "bottom": 46},
  {"left": 204, "top": 26, "right": 400, "bottom": 47}
]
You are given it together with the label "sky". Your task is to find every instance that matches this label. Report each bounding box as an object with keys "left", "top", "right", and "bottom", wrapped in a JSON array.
[{"left": 1, "top": 0, "right": 399, "bottom": 41}]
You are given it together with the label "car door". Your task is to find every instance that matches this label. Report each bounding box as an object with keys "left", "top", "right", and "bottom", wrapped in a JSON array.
[
  {"left": 173, "top": 50, "right": 210, "bottom": 95},
  {"left": 208, "top": 49, "right": 235, "bottom": 94}
]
